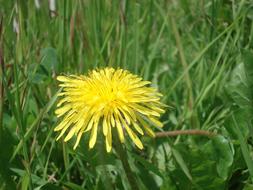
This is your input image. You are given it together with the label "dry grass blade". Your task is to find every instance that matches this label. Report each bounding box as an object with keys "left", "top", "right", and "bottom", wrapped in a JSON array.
[
  {"left": 0, "top": 16, "right": 4, "bottom": 141},
  {"left": 155, "top": 130, "right": 216, "bottom": 138}
]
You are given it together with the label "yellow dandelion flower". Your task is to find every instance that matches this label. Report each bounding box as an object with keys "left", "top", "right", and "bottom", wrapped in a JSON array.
[{"left": 54, "top": 67, "right": 166, "bottom": 152}]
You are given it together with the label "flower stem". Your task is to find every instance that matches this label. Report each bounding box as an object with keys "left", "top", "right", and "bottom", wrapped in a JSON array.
[
  {"left": 0, "top": 18, "right": 3, "bottom": 144},
  {"left": 114, "top": 137, "right": 139, "bottom": 190},
  {"left": 155, "top": 129, "right": 216, "bottom": 138}
]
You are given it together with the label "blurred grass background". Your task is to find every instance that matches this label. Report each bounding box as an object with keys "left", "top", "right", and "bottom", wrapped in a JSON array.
[{"left": 1, "top": 0, "right": 253, "bottom": 189}]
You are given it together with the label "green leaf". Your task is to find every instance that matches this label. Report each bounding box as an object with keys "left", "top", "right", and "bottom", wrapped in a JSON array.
[
  {"left": 41, "top": 47, "right": 59, "bottom": 73},
  {"left": 225, "top": 49, "right": 253, "bottom": 183},
  {"left": 171, "top": 147, "right": 192, "bottom": 181},
  {"left": 212, "top": 135, "right": 233, "bottom": 179},
  {"left": 21, "top": 172, "right": 30, "bottom": 190},
  {"left": 63, "top": 182, "right": 84, "bottom": 190},
  {"left": 226, "top": 63, "right": 251, "bottom": 108},
  {"left": 226, "top": 49, "right": 253, "bottom": 114},
  {"left": 132, "top": 153, "right": 163, "bottom": 178},
  {"left": 10, "top": 89, "right": 59, "bottom": 161},
  {"left": 243, "top": 50, "right": 253, "bottom": 90},
  {"left": 133, "top": 154, "right": 161, "bottom": 190},
  {"left": 243, "top": 183, "right": 253, "bottom": 190},
  {"left": 233, "top": 115, "right": 253, "bottom": 183},
  {"left": 168, "top": 136, "right": 233, "bottom": 189},
  {"left": 0, "top": 128, "right": 16, "bottom": 189},
  {"left": 10, "top": 168, "right": 47, "bottom": 186}
]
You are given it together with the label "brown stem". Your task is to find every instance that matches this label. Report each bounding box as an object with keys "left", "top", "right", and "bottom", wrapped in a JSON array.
[
  {"left": 0, "top": 17, "right": 4, "bottom": 143},
  {"left": 155, "top": 130, "right": 216, "bottom": 138}
]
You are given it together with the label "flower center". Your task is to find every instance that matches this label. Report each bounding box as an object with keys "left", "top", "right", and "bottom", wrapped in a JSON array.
[{"left": 102, "top": 87, "right": 126, "bottom": 106}]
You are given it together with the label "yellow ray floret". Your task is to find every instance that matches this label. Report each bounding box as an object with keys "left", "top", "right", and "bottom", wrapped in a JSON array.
[{"left": 54, "top": 67, "right": 166, "bottom": 152}]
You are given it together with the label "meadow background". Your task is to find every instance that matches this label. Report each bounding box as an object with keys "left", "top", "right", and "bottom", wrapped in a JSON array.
[{"left": 1, "top": 0, "right": 253, "bottom": 189}]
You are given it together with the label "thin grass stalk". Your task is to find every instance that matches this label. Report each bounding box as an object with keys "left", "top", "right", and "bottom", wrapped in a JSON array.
[
  {"left": 15, "top": 2, "right": 33, "bottom": 188},
  {"left": 171, "top": 18, "right": 197, "bottom": 128}
]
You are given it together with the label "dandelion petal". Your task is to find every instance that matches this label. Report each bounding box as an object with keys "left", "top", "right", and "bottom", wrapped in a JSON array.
[{"left": 54, "top": 67, "right": 166, "bottom": 152}]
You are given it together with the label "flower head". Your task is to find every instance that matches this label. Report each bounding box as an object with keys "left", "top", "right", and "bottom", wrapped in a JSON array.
[{"left": 55, "top": 68, "right": 166, "bottom": 152}]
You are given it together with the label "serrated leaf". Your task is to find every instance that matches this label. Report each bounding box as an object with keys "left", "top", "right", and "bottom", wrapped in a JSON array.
[
  {"left": 168, "top": 137, "right": 232, "bottom": 190},
  {"left": 171, "top": 147, "right": 192, "bottom": 181},
  {"left": 212, "top": 135, "right": 233, "bottom": 179},
  {"left": 133, "top": 154, "right": 163, "bottom": 178},
  {"left": 226, "top": 63, "right": 251, "bottom": 108}
]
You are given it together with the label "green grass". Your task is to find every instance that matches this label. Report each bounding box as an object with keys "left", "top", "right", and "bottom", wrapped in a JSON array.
[{"left": 1, "top": 0, "right": 253, "bottom": 189}]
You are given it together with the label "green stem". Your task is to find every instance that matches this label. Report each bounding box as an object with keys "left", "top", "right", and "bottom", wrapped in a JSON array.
[
  {"left": 114, "top": 137, "right": 139, "bottom": 190},
  {"left": 62, "top": 141, "right": 70, "bottom": 180}
]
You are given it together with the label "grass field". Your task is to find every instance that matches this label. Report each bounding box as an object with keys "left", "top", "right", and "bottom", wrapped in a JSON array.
[{"left": 1, "top": 0, "right": 253, "bottom": 189}]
